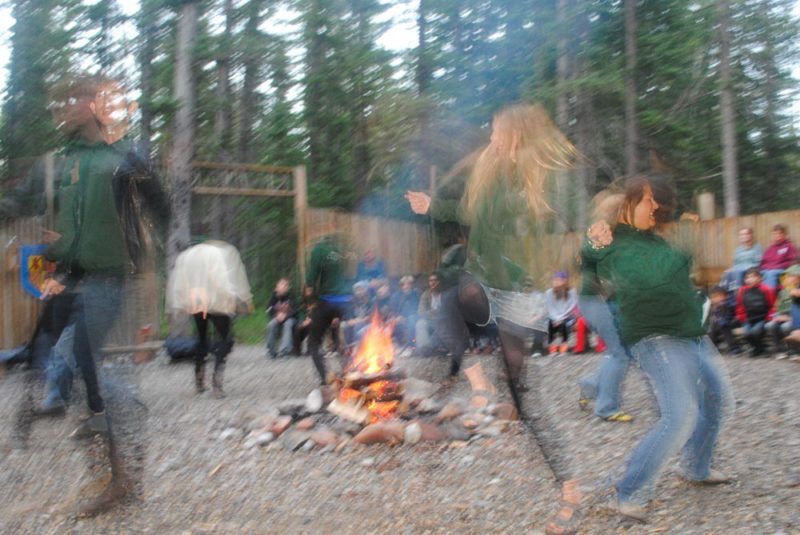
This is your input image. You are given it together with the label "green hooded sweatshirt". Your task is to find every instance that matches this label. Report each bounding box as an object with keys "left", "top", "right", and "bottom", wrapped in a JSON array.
[
  {"left": 48, "top": 140, "right": 130, "bottom": 274},
  {"left": 429, "top": 181, "right": 530, "bottom": 292},
  {"left": 581, "top": 223, "right": 705, "bottom": 346}
]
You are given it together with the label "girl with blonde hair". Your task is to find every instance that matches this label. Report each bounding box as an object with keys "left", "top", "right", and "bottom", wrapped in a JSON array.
[{"left": 407, "top": 102, "right": 580, "bottom": 534}]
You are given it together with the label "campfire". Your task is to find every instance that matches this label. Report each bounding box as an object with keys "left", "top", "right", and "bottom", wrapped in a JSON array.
[{"left": 329, "top": 311, "right": 406, "bottom": 424}]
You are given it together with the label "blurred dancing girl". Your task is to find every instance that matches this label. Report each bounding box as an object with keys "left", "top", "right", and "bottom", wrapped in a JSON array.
[
  {"left": 406, "top": 103, "right": 581, "bottom": 534},
  {"left": 584, "top": 176, "right": 734, "bottom": 522}
]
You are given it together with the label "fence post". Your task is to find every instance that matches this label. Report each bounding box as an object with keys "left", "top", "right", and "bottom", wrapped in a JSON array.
[{"left": 293, "top": 165, "right": 308, "bottom": 287}]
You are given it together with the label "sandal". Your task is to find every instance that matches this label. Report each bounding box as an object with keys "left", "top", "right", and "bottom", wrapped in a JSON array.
[
  {"left": 545, "top": 479, "right": 582, "bottom": 535},
  {"left": 604, "top": 411, "right": 633, "bottom": 422}
]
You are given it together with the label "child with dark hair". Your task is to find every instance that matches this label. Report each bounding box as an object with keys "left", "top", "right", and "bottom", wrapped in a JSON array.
[
  {"left": 708, "top": 286, "right": 739, "bottom": 354},
  {"left": 735, "top": 268, "right": 775, "bottom": 356},
  {"left": 545, "top": 271, "right": 578, "bottom": 354}
]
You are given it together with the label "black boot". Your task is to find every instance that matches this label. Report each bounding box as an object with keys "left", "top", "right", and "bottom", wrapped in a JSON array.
[
  {"left": 212, "top": 363, "right": 225, "bottom": 399},
  {"left": 194, "top": 363, "right": 206, "bottom": 394}
]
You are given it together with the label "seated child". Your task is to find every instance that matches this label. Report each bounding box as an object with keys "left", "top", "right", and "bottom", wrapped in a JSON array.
[
  {"left": 708, "top": 286, "right": 739, "bottom": 354},
  {"left": 545, "top": 271, "right": 578, "bottom": 354},
  {"left": 766, "top": 264, "right": 800, "bottom": 357},
  {"left": 735, "top": 268, "right": 776, "bottom": 357}
]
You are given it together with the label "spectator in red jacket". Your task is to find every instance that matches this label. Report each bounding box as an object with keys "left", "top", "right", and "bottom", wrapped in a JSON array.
[
  {"left": 736, "top": 268, "right": 776, "bottom": 357},
  {"left": 759, "top": 224, "right": 797, "bottom": 288}
]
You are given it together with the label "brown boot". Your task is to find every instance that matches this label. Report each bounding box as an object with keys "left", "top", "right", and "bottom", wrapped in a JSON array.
[
  {"left": 212, "top": 364, "right": 225, "bottom": 399},
  {"left": 195, "top": 364, "right": 206, "bottom": 394}
]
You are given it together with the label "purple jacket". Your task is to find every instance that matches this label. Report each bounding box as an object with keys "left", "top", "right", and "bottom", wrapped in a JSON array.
[{"left": 760, "top": 239, "right": 797, "bottom": 271}]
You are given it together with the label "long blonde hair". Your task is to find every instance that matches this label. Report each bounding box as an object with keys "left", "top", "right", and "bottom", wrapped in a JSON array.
[{"left": 463, "top": 103, "right": 577, "bottom": 222}]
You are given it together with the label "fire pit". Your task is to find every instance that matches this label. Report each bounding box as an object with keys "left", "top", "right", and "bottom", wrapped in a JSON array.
[{"left": 329, "top": 312, "right": 407, "bottom": 424}]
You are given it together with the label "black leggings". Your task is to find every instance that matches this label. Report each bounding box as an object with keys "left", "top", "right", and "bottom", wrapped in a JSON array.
[
  {"left": 438, "top": 276, "right": 527, "bottom": 391},
  {"left": 193, "top": 313, "right": 232, "bottom": 371},
  {"left": 308, "top": 300, "right": 345, "bottom": 384}
]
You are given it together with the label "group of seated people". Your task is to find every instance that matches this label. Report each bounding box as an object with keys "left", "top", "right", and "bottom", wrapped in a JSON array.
[{"left": 709, "top": 224, "right": 800, "bottom": 358}]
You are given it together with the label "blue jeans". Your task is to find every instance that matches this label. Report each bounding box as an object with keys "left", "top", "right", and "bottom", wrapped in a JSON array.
[
  {"left": 742, "top": 320, "right": 767, "bottom": 353},
  {"left": 266, "top": 317, "right": 295, "bottom": 355},
  {"left": 43, "top": 323, "right": 76, "bottom": 407},
  {"left": 71, "top": 275, "right": 124, "bottom": 413},
  {"left": 616, "top": 335, "right": 734, "bottom": 504},
  {"left": 578, "top": 295, "right": 633, "bottom": 418}
]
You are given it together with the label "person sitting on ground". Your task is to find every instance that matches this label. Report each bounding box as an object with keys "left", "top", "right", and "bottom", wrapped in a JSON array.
[
  {"left": 759, "top": 224, "right": 797, "bottom": 289},
  {"left": 708, "top": 285, "right": 740, "bottom": 355},
  {"left": 416, "top": 272, "right": 444, "bottom": 355},
  {"left": 390, "top": 274, "right": 420, "bottom": 347},
  {"left": 545, "top": 271, "right": 578, "bottom": 354},
  {"left": 292, "top": 286, "right": 316, "bottom": 356},
  {"left": 266, "top": 278, "right": 296, "bottom": 358},
  {"left": 721, "top": 227, "right": 763, "bottom": 292},
  {"left": 766, "top": 264, "right": 800, "bottom": 359},
  {"left": 735, "top": 267, "right": 776, "bottom": 357},
  {"left": 355, "top": 246, "right": 386, "bottom": 291},
  {"left": 342, "top": 281, "right": 373, "bottom": 352}
]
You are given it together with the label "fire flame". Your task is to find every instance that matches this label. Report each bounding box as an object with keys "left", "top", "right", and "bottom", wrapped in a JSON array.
[
  {"left": 337, "top": 311, "right": 400, "bottom": 423},
  {"left": 348, "top": 310, "right": 394, "bottom": 374}
]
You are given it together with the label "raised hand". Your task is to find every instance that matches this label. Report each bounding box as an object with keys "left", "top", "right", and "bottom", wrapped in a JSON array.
[
  {"left": 404, "top": 191, "right": 431, "bottom": 215},
  {"left": 587, "top": 220, "right": 613, "bottom": 248}
]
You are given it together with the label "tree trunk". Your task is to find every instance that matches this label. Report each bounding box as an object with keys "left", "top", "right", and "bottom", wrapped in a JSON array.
[
  {"left": 210, "top": 0, "right": 235, "bottom": 239},
  {"left": 717, "top": 0, "right": 739, "bottom": 216},
  {"left": 624, "top": 0, "right": 638, "bottom": 176},
  {"left": 167, "top": 1, "right": 198, "bottom": 284},
  {"left": 415, "top": 0, "right": 432, "bottom": 189},
  {"left": 554, "top": 0, "right": 571, "bottom": 232},
  {"left": 238, "top": 0, "right": 265, "bottom": 164},
  {"left": 351, "top": 1, "right": 371, "bottom": 196},
  {"left": 138, "top": 0, "right": 156, "bottom": 146}
]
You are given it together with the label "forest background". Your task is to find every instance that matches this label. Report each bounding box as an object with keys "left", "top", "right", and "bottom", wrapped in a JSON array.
[{"left": 1, "top": 0, "right": 799, "bottom": 332}]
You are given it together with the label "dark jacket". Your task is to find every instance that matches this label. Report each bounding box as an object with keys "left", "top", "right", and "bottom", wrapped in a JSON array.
[
  {"left": 735, "top": 283, "right": 775, "bottom": 324},
  {"left": 306, "top": 235, "right": 348, "bottom": 297},
  {"left": 267, "top": 292, "right": 295, "bottom": 322},
  {"left": 47, "top": 139, "right": 168, "bottom": 275}
]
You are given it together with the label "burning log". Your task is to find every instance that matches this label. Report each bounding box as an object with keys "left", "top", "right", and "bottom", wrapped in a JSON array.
[{"left": 342, "top": 369, "right": 407, "bottom": 389}]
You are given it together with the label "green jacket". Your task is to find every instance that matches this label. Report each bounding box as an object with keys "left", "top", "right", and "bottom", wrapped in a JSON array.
[
  {"left": 581, "top": 224, "right": 705, "bottom": 346},
  {"left": 775, "top": 285, "right": 799, "bottom": 315},
  {"left": 306, "top": 235, "right": 349, "bottom": 297},
  {"left": 430, "top": 182, "right": 530, "bottom": 291},
  {"left": 48, "top": 140, "right": 131, "bottom": 274}
]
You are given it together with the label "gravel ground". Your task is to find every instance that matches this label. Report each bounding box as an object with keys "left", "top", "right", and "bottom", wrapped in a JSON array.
[{"left": 0, "top": 345, "right": 798, "bottom": 534}]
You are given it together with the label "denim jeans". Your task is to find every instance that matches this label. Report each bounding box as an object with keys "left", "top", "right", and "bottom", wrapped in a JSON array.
[
  {"left": 43, "top": 323, "right": 77, "bottom": 407},
  {"left": 71, "top": 274, "right": 124, "bottom": 413},
  {"left": 578, "top": 295, "right": 633, "bottom": 418},
  {"left": 266, "top": 317, "right": 296, "bottom": 355},
  {"left": 616, "top": 335, "right": 734, "bottom": 504},
  {"left": 742, "top": 320, "right": 767, "bottom": 353}
]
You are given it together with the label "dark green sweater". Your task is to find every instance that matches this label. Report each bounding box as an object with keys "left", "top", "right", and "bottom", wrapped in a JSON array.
[
  {"left": 581, "top": 224, "right": 705, "bottom": 346},
  {"left": 430, "top": 182, "right": 530, "bottom": 291},
  {"left": 306, "top": 235, "right": 349, "bottom": 297},
  {"left": 49, "top": 141, "right": 130, "bottom": 274}
]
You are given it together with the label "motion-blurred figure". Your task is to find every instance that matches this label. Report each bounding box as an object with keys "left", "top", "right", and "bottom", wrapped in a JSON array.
[
  {"left": 167, "top": 240, "right": 253, "bottom": 397},
  {"left": 37, "top": 74, "right": 168, "bottom": 517}
]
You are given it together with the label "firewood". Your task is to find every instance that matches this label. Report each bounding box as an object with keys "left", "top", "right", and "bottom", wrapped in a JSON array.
[
  {"left": 327, "top": 398, "right": 370, "bottom": 425},
  {"left": 342, "top": 369, "right": 407, "bottom": 389}
]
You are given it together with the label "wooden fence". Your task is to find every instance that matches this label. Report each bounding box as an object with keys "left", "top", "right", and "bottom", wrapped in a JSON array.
[
  {"left": 3, "top": 207, "right": 799, "bottom": 349},
  {"left": 304, "top": 208, "right": 438, "bottom": 279},
  {"left": 0, "top": 217, "right": 159, "bottom": 349}
]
